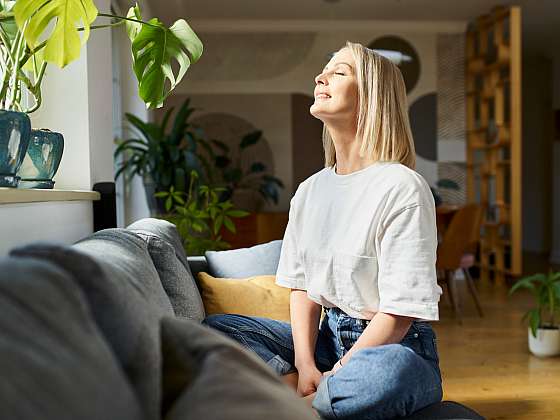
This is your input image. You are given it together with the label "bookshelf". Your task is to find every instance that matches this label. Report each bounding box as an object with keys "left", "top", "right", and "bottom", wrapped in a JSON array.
[{"left": 465, "top": 6, "right": 522, "bottom": 283}]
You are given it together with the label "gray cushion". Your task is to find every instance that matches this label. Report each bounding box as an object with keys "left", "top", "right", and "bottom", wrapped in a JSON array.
[
  {"left": 0, "top": 256, "right": 142, "bottom": 420},
  {"left": 128, "top": 218, "right": 205, "bottom": 321},
  {"left": 10, "top": 229, "right": 175, "bottom": 420},
  {"left": 204, "top": 239, "right": 283, "bottom": 278},
  {"left": 405, "top": 401, "right": 485, "bottom": 419},
  {"left": 160, "top": 316, "right": 317, "bottom": 420}
]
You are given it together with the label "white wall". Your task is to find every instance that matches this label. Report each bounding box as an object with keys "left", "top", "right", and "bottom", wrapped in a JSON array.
[
  {"left": 113, "top": 0, "right": 153, "bottom": 227},
  {"left": 0, "top": 0, "right": 134, "bottom": 254}
]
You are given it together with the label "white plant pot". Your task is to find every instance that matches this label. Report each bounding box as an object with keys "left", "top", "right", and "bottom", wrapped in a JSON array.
[{"left": 528, "top": 327, "right": 560, "bottom": 357}]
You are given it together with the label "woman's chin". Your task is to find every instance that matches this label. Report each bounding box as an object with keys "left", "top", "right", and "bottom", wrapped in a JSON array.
[{"left": 309, "top": 104, "right": 329, "bottom": 121}]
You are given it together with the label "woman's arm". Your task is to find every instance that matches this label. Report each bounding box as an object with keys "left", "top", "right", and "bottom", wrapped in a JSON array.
[
  {"left": 291, "top": 289, "right": 322, "bottom": 367},
  {"left": 335, "top": 312, "right": 414, "bottom": 368},
  {"left": 290, "top": 289, "right": 323, "bottom": 395}
]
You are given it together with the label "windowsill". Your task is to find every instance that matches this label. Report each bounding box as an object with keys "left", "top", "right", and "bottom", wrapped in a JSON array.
[{"left": 0, "top": 188, "right": 100, "bottom": 204}]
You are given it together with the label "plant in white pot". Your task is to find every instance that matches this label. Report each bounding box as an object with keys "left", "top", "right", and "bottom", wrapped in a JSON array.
[
  {"left": 0, "top": 0, "right": 202, "bottom": 187},
  {"left": 509, "top": 270, "right": 560, "bottom": 357}
]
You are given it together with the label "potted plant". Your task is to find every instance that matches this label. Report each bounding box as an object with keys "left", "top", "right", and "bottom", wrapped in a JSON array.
[
  {"left": 114, "top": 98, "right": 216, "bottom": 215},
  {"left": 0, "top": 0, "right": 202, "bottom": 187},
  {"left": 209, "top": 130, "right": 285, "bottom": 212},
  {"left": 509, "top": 270, "right": 560, "bottom": 357},
  {"left": 431, "top": 178, "right": 460, "bottom": 207},
  {"left": 155, "top": 170, "right": 250, "bottom": 256}
]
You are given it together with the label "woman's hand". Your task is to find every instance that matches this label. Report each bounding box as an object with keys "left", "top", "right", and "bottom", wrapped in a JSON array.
[
  {"left": 322, "top": 358, "right": 344, "bottom": 377},
  {"left": 296, "top": 364, "right": 323, "bottom": 396}
]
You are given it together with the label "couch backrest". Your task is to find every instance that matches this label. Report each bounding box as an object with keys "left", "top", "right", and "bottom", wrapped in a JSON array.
[{"left": 11, "top": 228, "right": 175, "bottom": 420}]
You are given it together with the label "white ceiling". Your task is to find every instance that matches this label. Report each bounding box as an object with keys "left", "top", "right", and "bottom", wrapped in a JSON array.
[{"left": 143, "top": 0, "right": 560, "bottom": 57}]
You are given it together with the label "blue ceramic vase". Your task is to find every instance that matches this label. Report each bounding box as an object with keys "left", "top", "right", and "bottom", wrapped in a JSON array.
[
  {"left": 17, "top": 129, "right": 64, "bottom": 189},
  {"left": 0, "top": 109, "right": 31, "bottom": 187}
]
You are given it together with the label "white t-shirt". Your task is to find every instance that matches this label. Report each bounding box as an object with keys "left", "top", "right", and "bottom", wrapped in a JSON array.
[{"left": 275, "top": 161, "right": 442, "bottom": 321}]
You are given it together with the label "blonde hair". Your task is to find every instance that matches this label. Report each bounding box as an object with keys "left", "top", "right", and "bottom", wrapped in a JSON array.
[{"left": 322, "top": 41, "right": 416, "bottom": 170}]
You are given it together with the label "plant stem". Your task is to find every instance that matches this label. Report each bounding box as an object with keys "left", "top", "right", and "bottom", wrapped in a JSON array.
[
  {"left": 97, "top": 13, "right": 160, "bottom": 28},
  {"left": 8, "top": 27, "right": 25, "bottom": 109}
]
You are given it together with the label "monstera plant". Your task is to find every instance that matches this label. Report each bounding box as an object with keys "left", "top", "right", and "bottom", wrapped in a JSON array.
[{"left": 0, "top": 0, "right": 202, "bottom": 111}]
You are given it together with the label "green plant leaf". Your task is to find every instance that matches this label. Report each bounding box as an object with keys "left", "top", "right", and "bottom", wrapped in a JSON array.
[
  {"left": 239, "top": 130, "right": 262, "bottom": 149},
  {"left": 165, "top": 196, "right": 173, "bottom": 212},
  {"left": 129, "top": 17, "right": 202, "bottom": 108},
  {"left": 125, "top": 3, "right": 141, "bottom": 42},
  {"left": 213, "top": 213, "right": 223, "bottom": 235},
  {"left": 509, "top": 273, "right": 544, "bottom": 295},
  {"left": 14, "top": 0, "right": 99, "bottom": 68},
  {"left": 227, "top": 209, "right": 250, "bottom": 218},
  {"left": 529, "top": 309, "right": 540, "bottom": 338},
  {"left": 223, "top": 216, "right": 235, "bottom": 233}
]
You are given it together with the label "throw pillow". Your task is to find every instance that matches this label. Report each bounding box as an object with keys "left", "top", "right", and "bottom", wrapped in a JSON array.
[
  {"left": 128, "top": 218, "right": 205, "bottom": 321},
  {"left": 197, "top": 272, "right": 290, "bottom": 322},
  {"left": 0, "top": 256, "right": 142, "bottom": 420},
  {"left": 204, "top": 239, "right": 282, "bottom": 278},
  {"left": 160, "top": 316, "right": 317, "bottom": 420}
]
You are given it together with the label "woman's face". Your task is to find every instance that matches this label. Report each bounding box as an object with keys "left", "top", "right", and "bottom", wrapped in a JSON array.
[{"left": 310, "top": 47, "right": 359, "bottom": 123}]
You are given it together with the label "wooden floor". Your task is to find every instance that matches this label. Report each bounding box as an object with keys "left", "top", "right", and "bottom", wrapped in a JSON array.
[{"left": 434, "top": 254, "right": 560, "bottom": 420}]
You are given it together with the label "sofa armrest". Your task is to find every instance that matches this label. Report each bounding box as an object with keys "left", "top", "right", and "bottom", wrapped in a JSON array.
[{"left": 187, "top": 256, "right": 209, "bottom": 277}]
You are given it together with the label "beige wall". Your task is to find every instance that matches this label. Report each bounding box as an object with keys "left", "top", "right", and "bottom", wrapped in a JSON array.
[{"left": 157, "top": 22, "right": 465, "bottom": 211}]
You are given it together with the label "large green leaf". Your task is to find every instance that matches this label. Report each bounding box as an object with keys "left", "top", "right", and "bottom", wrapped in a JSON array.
[
  {"left": 14, "top": 0, "right": 98, "bottom": 67},
  {"left": 129, "top": 16, "right": 202, "bottom": 108}
]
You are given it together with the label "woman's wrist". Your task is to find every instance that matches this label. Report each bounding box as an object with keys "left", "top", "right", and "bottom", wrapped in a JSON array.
[{"left": 295, "top": 355, "right": 316, "bottom": 370}]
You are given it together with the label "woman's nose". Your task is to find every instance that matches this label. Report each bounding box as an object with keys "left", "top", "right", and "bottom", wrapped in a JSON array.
[{"left": 315, "top": 72, "right": 328, "bottom": 85}]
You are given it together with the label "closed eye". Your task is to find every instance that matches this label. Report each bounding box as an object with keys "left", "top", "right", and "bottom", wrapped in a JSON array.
[{"left": 335, "top": 72, "right": 345, "bottom": 75}]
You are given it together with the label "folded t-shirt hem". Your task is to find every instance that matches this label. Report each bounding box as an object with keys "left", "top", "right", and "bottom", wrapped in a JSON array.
[
  {"left": 275, "top": 274, "right": 306, "bottom": 290},
  {"left": 378, "top": 301, "right": 439, "bottom": 321}
]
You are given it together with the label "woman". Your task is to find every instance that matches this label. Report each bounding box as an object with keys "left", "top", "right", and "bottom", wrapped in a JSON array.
[{"left": 203, "top": 41, "right": 443, "bottom": 420}]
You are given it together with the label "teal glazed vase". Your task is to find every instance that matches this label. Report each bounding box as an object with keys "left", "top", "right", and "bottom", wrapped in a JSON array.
[
  {"left": 0, "top": 109, "right": 31, "bottom": 187},
  {"left": 17, "top": 129, "right": 64, "bottom": 189}
]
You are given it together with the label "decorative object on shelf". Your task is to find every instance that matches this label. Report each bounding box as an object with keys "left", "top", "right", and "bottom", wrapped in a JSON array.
[
  {"left": 114, "top": 98, "right": 213, "bottom": 216},
  {"left": 0, "top": 109, "right": 30, "bottom": 187},
  {"left": 155, "top": 170, "right": 250, "bottom": 256},
  {"left": 16, "top": 129, "right": 63, "bottom": 189},
  {"left": 509, "top": 270, "right": 560, "bottom": 357},
  {"left": 210, "top": 130, "right": 285, "bottom": 212}
]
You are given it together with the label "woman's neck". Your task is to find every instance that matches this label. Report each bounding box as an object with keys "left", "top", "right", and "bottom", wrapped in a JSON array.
[{"left": 327, "top": 121, "right": 375, "bottom": 175}]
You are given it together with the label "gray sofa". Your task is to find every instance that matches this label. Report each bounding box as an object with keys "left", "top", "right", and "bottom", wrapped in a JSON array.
[{"left": 0, "top": 218, "right": 484, "bottom": 420}]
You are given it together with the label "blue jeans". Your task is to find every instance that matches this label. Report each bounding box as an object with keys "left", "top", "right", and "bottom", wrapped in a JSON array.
[{"left": 203, "top": 307, "right": 443, "bottom": 420}]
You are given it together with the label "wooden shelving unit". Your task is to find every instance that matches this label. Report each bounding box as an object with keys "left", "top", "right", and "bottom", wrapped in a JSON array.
[{"left": 465, "top": 6, "right": 522, "bottom": 284}]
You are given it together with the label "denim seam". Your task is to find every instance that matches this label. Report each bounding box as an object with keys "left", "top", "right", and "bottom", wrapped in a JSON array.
[{"left": 235, "top": 326, "right": 295, "bottom": 350}]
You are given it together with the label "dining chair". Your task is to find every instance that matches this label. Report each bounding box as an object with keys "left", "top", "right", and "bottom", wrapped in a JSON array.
[{"left": 436, "top": 203, "right": 484, "bottom": 324}]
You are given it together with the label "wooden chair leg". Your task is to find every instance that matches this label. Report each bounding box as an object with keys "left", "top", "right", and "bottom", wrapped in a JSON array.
[
  {"left": 463, "top": 268, "right": 484, "bottom": 317},
  {"left": 447, "top": 270, "right": 463, "bottom": 324}
]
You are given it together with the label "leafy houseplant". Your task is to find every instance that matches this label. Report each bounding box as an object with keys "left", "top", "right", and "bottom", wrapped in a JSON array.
[
  {"left": 509, "top": 270, "right": 560, "bottom": 357},
  {"left": 209, "top": 130, "right": 285, "bottom": 211},
  {"left": 114, "top": 98, "right": 216, "bottom": 215},
  {"left": 0, "top": 0, "right": 202, "bottom": 188},
  {"left": 155, "top": 170, "right": 250, "bottom": 256},
  {"left": 0, "top": 0, "right": 202, "bottom": 112}
]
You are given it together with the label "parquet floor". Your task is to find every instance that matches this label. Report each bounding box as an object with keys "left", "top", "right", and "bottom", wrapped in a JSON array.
[{"left": 434, "top": 255, "right": 560, "bottom": 420}]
